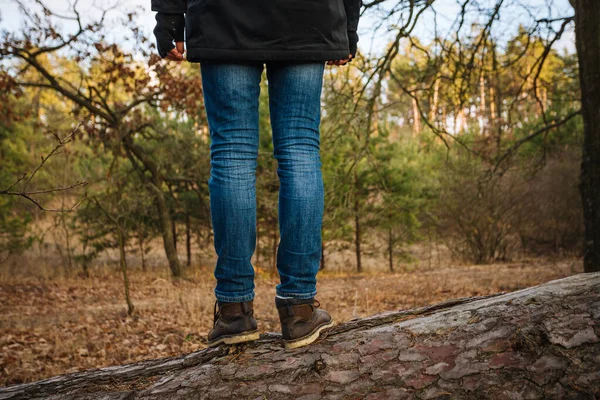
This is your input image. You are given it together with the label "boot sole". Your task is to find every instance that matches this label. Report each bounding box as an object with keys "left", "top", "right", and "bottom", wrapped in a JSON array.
[
  {"left": 283, "top": 319, "right": 335, "bottom": 350},
  {"left": 207, "top": 331, "right": 260, "bottom": 347}
]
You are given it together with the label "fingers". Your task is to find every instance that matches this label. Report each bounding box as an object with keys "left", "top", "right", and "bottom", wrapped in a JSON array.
[
  {"left": 166, "top": 47, "right": 185, "bottom": 61},
  {"left": 326, "top": 53, "right": 354, "bottom": 66},
  {"left": 326, "top": 58, "right": 350, "bottom": 66},
  {"left": 166, "top": 41, "right": 186, "bottom": 62}
]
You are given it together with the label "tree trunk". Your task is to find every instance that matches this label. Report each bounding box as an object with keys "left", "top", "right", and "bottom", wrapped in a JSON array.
[
  {"left": 492, "top": 41, "right": 503, "bottom": 153},
  {"left": 58, "top": 151, "right": 73, "bottom": 275},
  {"left": 138, "top": 233, "right": 146, "bottom": 273},
  {"left": 185, "top": 213, "right": 191, "bottom": 268},
  {"left": 123, "top": 135, "right": 182, "bottom": 278},
  {"left": 388, "top": 226, "right": 394, "bottom": 272},
  {"left": 117, "top": 227, "right": 135, "bottom": 316},
  {"left": 354, "top": 196, "right": 362, "bottom": 273},
  {"left": 171, "top": 216, "right": 177, "bottom": 252},
  {"left": 572, "top": 0, "right": 600, "bottom": 273},
  {"left": 154, "top": 183, "right": 182, "bottom": 278},
  {"left": 479, "top": 72, "right": 486, "bottom": 135},
  {"left": 2, "top": 273, "right": 598, "bottom": 399},
  {"left": 92, "top": 198, "right": 135, "bottom": 313},
  {"left": 441, "top": 106, "right": 447, "bottom": 132},
  {"left": 412, "top": 97, "right": 421, "bottom": 136},
  {"left": 430, "top": 78, "right": 439, "bottom": 124}
]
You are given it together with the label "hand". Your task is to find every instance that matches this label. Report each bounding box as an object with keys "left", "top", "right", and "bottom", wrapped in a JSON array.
[
  {"left": 166, "top": 41, "right": 186, "bottom": 62},
  {"left": 327, "top": 53, "right": 354, "bottom": 66},
  {"left": 153, "top": 12, "right": 186, "bottom": 61}
]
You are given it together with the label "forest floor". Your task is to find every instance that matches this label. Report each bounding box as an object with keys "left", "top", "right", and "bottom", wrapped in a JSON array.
[{"left": 0, "top": 256, "right": 582, "bottom": 387}]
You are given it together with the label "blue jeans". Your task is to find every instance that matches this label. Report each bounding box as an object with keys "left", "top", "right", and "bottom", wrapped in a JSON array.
[{"left": 200, "top": 60, "right": 326, "bottom": 302}]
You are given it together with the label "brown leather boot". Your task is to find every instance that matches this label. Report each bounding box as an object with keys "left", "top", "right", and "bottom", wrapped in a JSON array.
[
  {"left": 275, "top": 297, "right": 334, "bottom": 350},
  {"left": 207, "top": 300, "right": 260, "bottom": 347}
]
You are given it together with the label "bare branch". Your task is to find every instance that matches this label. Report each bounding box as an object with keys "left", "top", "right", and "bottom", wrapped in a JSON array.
[
  {"left": 491, "top": 109, "right": 582, "bottom": 175},
  {"left": 0, "top": 123, "right": 89, "bottom": 212}
]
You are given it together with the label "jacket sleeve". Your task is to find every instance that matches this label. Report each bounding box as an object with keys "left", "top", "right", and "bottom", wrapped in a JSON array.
[
  {"left": 151, "top": 0, "right": 187, "bottom": 14},
  {"left": 344, "top": 0, "right": 362, "bottom": 57}
]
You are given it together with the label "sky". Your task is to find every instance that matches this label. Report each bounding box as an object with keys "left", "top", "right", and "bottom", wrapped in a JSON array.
[{"left": 0, "top": 0, "right": 576, "bottom": 56}]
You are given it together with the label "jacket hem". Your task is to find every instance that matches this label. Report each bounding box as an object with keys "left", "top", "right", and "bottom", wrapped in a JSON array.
[{"left": 186, "top": 47, "right": 351, "bottom": 63}]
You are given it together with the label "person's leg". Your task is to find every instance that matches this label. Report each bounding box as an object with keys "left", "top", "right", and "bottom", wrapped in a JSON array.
[
  {"left": 200, "top": 60, "right": 264, "bottom": 303},
  {"left": 266, "top": 60, "right": 334, "bottom": 350},
  {"left": 266, "top": 60, "right": 326, "bottom": 299}
]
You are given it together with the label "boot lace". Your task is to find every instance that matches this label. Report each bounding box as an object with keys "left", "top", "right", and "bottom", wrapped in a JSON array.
[
  {"left": 313, "top": 299, "right": 321, "bottom": 311},
  {"left": 213, "top": 301, "right": 251, "bottom": 326},
  {"left": 213, "top": 301, "right": 220, "bottom": 326}
]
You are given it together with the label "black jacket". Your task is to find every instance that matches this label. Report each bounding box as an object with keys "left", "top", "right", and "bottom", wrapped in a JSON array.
[{"left": 151, "top": 0, "right": 362, "bottom": 62}]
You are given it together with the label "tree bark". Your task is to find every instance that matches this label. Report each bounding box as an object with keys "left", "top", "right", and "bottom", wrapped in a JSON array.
[
  {"left": 1, "top": 273, "right": 598, "bottom": 399},
  {"left": 572, "top": 0, "right": 600, "bottom": 273}
]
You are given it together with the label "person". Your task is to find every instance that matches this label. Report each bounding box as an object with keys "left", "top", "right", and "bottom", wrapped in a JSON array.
[{"left": 151, "top": 0, "right": 361, "bottom": 350}]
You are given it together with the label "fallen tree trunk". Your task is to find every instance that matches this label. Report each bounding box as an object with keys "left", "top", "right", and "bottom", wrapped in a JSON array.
[{"left": 1, "top": 272, "right": 599, "bottom": 399}]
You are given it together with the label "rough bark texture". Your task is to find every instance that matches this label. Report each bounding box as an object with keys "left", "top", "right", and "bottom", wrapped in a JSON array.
[
  {"left": 573, "top": 0, "right": 600, "bottom": 273},
  {"left": 1, "top": 273, "right": 599, "bottom": 399}
]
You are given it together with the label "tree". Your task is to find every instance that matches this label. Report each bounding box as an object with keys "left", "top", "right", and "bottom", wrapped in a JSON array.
[
  {"left": 570, "top": 0, "right": 600, "bottom": 273},
  {"left": 0, "top": 1, "right": 204, "bottom": 278}
]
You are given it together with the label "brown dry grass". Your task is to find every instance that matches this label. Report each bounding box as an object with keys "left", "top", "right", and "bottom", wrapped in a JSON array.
[{"left": 0, "top": 256, "right": 582, "bottom": 387}]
